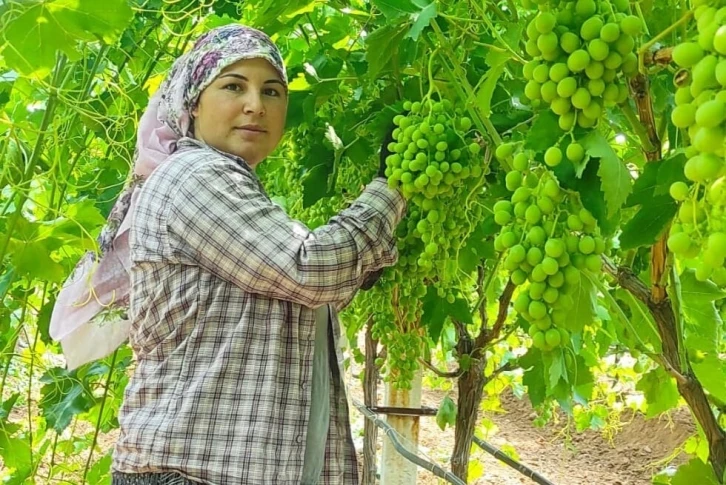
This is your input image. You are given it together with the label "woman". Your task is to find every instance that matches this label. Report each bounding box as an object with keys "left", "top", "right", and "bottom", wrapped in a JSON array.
[{"left": 51, "top": 25, "right": 406, "bottom": 485}]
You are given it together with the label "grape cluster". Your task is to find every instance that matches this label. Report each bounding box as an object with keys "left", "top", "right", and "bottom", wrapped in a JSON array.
[
  {"left": 493, "top": 144, "right": 607, "bottom": 352},
  {"left": 297, "top": 195, "right": 344, "bottom": 229},
  {"left": 667, "top": 0, "right": 726, "bottom": 281},
  {"left": 522, "top": 0, "right": 641, "bottom": 134},
  {"left": 383, "top": 98, "right": 488, "bottom": 289}
]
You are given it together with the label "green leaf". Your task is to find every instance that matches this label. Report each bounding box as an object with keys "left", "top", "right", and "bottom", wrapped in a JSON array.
[
  {"left": 679, "top": 269, "right": 726, "bottom": 402},
  {"left": 544, "top": 349, "right": 567, "bottom": 388},
  {"left": 672, "top": 458, "right": 720, "bottom": 485},
  {"left": 563, "top": 270, "right": 596, "bottom": 333},
  {"left": 366, "top": 23, "right": 409, "bottom": 77},
  {"left": 654, "top": 153, "right": 688, "bottom": 196},
  {"left": 371, "top": 0, "right": 419, "bottom": 18},
  {"left": 457, "top": 244, "right": 479, "bottom": 274},
  {"left": 553, "top": 158, "right": 618, "bottom": 235},
  {"left": 39, "top": 367, "right": 96, "bottom": 432},
  {"left": 436, "top": 395, "right": 457, "bottom": 431},
  {"left": 520, "top": 348, "right": 546, "bottom": 406},
  {"left": 475, "top": 60, "right": 507, "bottom": 118},
  {"left": 524, "top": 111, "right": 564, "bottom": 152},
  {"left": 2, "top": 0, "right": 133, "bottom": 77},
  {"left": 86, "top": 452, "right": 113, "bottom": 485},
  {"left": 302, "top": 164, "right": 333, "bottom": 208},
  {"left": 0, "top": 266, "right": 15, "bottom": 300},
  {"left": 635, "top": 367, "right": 680, "bottom": 418},
  {"left": 422, "top": 287, "right": 472, "bottom": 343},
  {"left": 581, "top": 131, "right": 632, "bottom": 217},
  {"left": 625, "top": 161, "right": 660, "bottom": 207},
  {"left": 613, "top": 289, "right": 662, "bottom": 353},
  {"left": 10, "top": 239, "right": 65, "bottom": 282},
  {"left": 406, "top": 2, "right": 437, "bottom": 41},
  {"left": 618, "top": 195, "right": 677, "bottom": 250}
]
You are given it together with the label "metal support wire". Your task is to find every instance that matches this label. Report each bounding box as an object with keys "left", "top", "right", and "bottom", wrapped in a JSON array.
[
  {"left": 352, "top": 399, "right": 466, "bottom": 485},
  {"left": 473, "top": 436, "right": 556, "bottom": 485}
]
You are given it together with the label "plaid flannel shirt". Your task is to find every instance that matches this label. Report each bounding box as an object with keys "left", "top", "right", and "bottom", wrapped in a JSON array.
[{"left": 112, "top": 137, "right": 406, "bottom": 484}]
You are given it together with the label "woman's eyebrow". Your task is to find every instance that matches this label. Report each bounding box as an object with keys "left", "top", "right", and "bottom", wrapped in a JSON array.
[{"left": 218, "top": 73, "right": 285, "bottom": 87}]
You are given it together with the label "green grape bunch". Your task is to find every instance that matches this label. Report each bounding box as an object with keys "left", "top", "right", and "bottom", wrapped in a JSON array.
[
  {"left": 522, "top": 0, "right": 641, "bottom": 134},
  {"left": 493, "top": 143, "right": 608, "bottom": 352},
  {"left": 667, "top": 0, "right": 726, "bottom": 282},
  {"left": 381, "top": 98, "right": 489, "bottom": 291}
]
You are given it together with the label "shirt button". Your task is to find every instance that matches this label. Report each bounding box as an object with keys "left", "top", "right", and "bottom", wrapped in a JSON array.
[
  {"left": 296, "top": 435, "right": 304, "bottom": 443},
  {"left": 301, "top": 382, "right": 309, "bottom": 391}
]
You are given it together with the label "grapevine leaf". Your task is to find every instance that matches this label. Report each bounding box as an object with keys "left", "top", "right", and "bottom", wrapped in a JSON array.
[
  {"left": 422, "top": 288, "right": 472, "bottom": 343},
  {"left": 562, "top": 270, "right": 596, "bottom": 333},
  {"left": 39, "top": 367, "right": 96, "bottom": 432},
  {"left": 435, "top": 395, "right": 457, "bottom": 431},
  {"left": 365, "top": 23, "right": 409, "bottom": 77},
  {"left": 542, "top": 349, "right": 568, "bottom": 390},
  {"left": 302, "top": 164, "right": 333, "bottom": 208},
  {"left": 524, "top": 111, "right": 563, "bottom": 152},
  {"left": 625, "top": 160, "right": 659, "bottom": 207},
  {"left": 618, "top": 195, "right": 678, "bottom": 250},
  {"left": 86, "top": 452, "right": 113, "bottom": 485},
  {"left": 520, "top": 348, "right": 547, "bottom": 407},
  {"left": 475, "top": 58, "right": 507, "bottom": 118},
  {"left": 672, "top": 458, "right": 720, "bottom": 485},
  {"left": 2, "top": 0, "right": 133, "bottom": 77},
  {"left": 581, "top": 131, "right": 632, "bottom": 217},
  {"left": 655, "top": 153, "right": 688, "bottom": 196},
  {"left": 613, "top": 289, "right": 662, "bottom": 353},
  {"left": 10, "top": 239, "right": 65, "bottom": 282},
  {"left": 679, "top": 269, "right": 726, "bottom": 402},
  {"left": 0, "top": 266, "right": 14, "bottom": 300},
  {"left": 406, "top": 2, "right": 437, "bottom": 41},
  {"left": 37, "top": 296, "right": 55, "bottom": 346},
  {"left": 0, "top": 394, "right": 20, "bottom": 423},
  {"left": 371, "top": 0, "right": 419, "bottom": 18},
  {"left": 635, "top": 367, "right": 680, "bottom": 418},
  {"left": 553, "top": 159, "right": 618, "bottom": 236},
  {"left": 457, "top": 245, "right": 479, "bottom": 274}
]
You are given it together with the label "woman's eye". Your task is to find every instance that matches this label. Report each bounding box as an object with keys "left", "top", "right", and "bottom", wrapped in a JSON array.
[
  {"left": 264, "top": 88, "right": 280, "bottom": 97},
  {"left": 223, "top": 83, "right": 242, "bottom": 91}
]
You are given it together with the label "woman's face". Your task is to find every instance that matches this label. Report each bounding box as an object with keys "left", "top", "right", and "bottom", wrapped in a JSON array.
[{"left": 191, "top": 57, "right": 287, "bottom": 168}]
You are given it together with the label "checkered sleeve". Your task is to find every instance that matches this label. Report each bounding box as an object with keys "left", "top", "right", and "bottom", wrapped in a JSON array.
[{"left": 166, "top": 161, "right": 406, "bottom": 309}]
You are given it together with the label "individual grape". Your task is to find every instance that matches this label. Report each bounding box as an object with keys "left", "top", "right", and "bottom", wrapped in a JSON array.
[
  {"left": 560, "top": 32, "right": 582, "bottom": 53},
  {"left": 536, "top": 11, "right": 557, "bottom": 33},
  {"left": 549, "top": 63, "right": 571, "bottom": 82},
  {"left": 588, "top": 39, "right": 609, "bottom": 61},
  {"left": 600, "top": 23, "right": 620, "bottom": 43},
  {"left": 580, "top": 16, "right": 604, "bottom": 41},
  {"left": 567, "top": 50, "right": 591, "bottom": 72},
  {"left": 566, "top": 143, "right": 585, "bottom": 162},
  {"left": 620, "top": 16, "right": 643, "bottom": 37},
  {"left": 557, "top": 77, "right": 578, "bottom": 97},
  {"left": 545, "top": 146, "right": 563, "bottom": 166}
]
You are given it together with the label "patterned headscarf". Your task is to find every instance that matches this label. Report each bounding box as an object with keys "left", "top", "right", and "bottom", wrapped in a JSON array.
[{"left": 50, "top": 24, "right": 288, "bottom": 370}]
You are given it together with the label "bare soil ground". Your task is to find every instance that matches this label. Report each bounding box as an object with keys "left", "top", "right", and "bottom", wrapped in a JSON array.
[{"left": 348, "top": 381, "right": 694, "bottom": 485}]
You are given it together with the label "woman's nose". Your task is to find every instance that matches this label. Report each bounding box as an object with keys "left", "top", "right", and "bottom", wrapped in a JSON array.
[{"left": 243, "top": 92, "right": 265, "bottom": 116}]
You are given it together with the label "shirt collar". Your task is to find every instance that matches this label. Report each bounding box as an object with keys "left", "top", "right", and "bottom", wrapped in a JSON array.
[{"left": 177, "top": 136, "right": 255, "bottom": 172}]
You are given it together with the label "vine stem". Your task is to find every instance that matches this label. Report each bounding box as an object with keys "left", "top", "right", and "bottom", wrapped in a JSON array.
[{"left": 82, "top": 349, "right": 119, "bottom": 484}]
